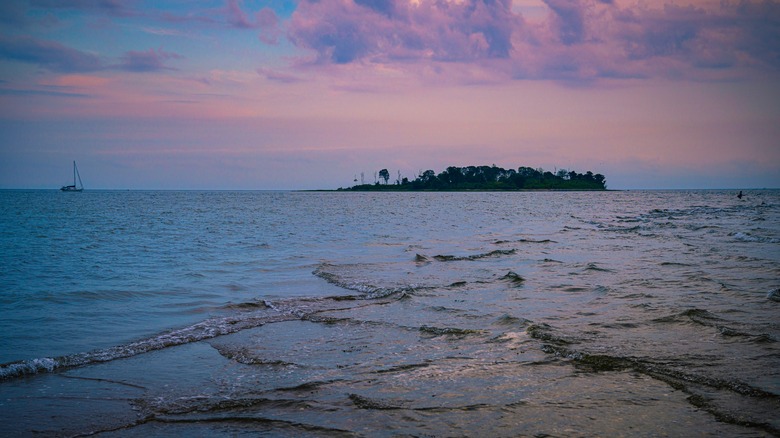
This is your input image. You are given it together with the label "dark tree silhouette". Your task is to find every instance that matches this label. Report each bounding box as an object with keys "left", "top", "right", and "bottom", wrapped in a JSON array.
[
  {"left": 343, "top": 165, "right": 606, "bottom": 191},
  {"left": 379, "top": 169, "right": 390, "bottom": 185}
]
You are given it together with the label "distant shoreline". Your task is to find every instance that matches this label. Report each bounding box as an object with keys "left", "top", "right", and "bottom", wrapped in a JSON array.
[
  {"left": 313, "top": 188, "right": 615, "bottom": 192},
  {"left": 338, "top": 165, "right": 607, "bottom": 192}
]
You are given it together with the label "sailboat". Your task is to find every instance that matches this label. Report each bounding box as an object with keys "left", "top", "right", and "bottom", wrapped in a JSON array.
[{"left": 60, "top": 161, "right": 84, "bottom": 192}]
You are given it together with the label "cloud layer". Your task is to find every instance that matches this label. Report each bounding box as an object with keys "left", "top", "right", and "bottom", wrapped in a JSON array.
[
  {"left": 0, "top": 35, "right": 103, "bottom": 73},
  {"left": 290, "top": 0, "right": 518, "bottom": 64},
  {"left": 0, "top": 35, "right": 183, "bottom": 73},
  {"left": 287, "top": 0, "right": 780, "bottom": 82},
  {"left": 2, "top": 1, "right": 777, "bottom": 83}
]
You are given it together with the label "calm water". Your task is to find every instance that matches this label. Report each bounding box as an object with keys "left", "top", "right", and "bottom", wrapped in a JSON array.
[{"left": 1, "top": 190, "right": 778, "bottom": 436}]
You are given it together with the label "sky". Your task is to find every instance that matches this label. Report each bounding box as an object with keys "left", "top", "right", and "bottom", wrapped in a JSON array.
[{"left": 0, "top": 0, "right": 778, "bottom": 190}]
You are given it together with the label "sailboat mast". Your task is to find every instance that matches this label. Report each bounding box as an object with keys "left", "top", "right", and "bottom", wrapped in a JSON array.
[{"left": 75, "top": 161, "right": 83, "bottom": 189}]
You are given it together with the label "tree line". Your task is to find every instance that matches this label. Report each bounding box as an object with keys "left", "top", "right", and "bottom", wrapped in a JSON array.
[{"left": 341, "top": 165, "right": 606, "bottom": 191}]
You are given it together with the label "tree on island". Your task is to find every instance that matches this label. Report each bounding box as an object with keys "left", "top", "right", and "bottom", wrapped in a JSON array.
[
  {"left": 341, "top": 164, "right": 606, "bottom": 191},
  {"left": 379, "top": 169, "right": 390, "bottom": 185}
]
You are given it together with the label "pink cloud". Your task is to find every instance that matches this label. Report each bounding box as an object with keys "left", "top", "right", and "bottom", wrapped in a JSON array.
[
  {"left": 225, "top": 0, "right": 259, "bottom": 29},
  {"left": 286, "top": 0, "right": 780, "bottom": 83},
  {"left": 256, "top": 8, "right": 281, "bottom": 44},
  {"left": 222, "top": 0, "right": 281, "bottom": 43},
  {"left": 118, "top": 48, "right": 182, "bottom": 72},
  {"left": 152, "top": 0, "right": 280, "bottom": 42},
  {"left": 289, "top": 0, "right": 519, "bottom": 64},
  {"left": 257, "top": 67, "right": 303, "bottom": 84},
  {"left": 543, "top": 0, "right": 586, "bottom": 45}
]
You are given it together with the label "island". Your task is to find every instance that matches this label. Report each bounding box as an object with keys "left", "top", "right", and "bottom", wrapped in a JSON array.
[{"left": 340, "top": 165, "right": 606, "bottom": 191}]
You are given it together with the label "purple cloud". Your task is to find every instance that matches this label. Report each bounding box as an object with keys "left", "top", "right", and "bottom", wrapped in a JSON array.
[
  {"left": 153, "top": 1, "right": 281, "bottom": 43},
  {"left": 257, "top": 67, "right": 303, "bottom": 84},
  {"left": 0, "top": 35, "right": 103, "bottom": 72},
  {"left": 289, "top": 0, "right": 518, "bottom": 64},
  {"left": 29, "top": 0, "right": 135, "bottom": 17},
  {"left": 731, "top": 1, "right": 780, "bottom": 69},
  {"left": 543, "top": 0, "right": 585, "bottom": 45},
  {"left": 225, "top": 0, "right": 261, "bottom": 29},
  {"left": 0, "top": 34, "right": 184, "bottom": 74},
  {"left": 256, "top": 8, "right": 281, "bottom": 44},
  {"left": 354, "top": 0, "right": 395, "bottom": 18},
  {"left": 600, "top": 2, "right": 780, "bottom": 76},
  {"left": 286, "top": 0, "right": 780, "bottom": 82},
  {"left": 118, "top": 48, "right": 181, "bottom": 72}
]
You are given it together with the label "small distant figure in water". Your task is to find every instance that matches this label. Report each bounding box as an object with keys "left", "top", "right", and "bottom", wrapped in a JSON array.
[{"left": 737, "top": 190, "right": 743, "bottom": 199}]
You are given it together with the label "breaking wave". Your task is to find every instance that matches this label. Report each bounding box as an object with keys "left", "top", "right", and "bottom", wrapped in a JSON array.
[
  {"left": 730, "top": 232, "right": 780, "bottom": 243},
  {"left": 0, "top": 295, "right": 369, "bottom": 381},
  {"left": 313, "top": 263, "right": 421, "bottom": 298}
]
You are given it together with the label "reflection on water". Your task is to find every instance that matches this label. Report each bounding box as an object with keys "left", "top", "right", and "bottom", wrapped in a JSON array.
[{"left": 1, "top": 190, "right": 778, "bottom": 436}]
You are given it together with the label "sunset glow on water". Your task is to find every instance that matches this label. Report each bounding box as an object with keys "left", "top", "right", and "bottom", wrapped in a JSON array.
[{"left": 2, "top": 190, "right": 779, "bottom": 435}]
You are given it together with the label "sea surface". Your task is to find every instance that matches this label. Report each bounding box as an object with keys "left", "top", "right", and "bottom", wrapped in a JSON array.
[{"left": 0, "top": 189, "right": 778, "bottom": 436}]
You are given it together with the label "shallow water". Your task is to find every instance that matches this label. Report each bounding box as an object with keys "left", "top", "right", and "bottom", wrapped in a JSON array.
[{"left": 1, "top": 189, "right": 778, "bottom": 436}]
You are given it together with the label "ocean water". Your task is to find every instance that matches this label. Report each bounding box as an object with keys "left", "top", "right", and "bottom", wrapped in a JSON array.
[{"left": 0, "top": 189, "right": 778, "bottom": 436}]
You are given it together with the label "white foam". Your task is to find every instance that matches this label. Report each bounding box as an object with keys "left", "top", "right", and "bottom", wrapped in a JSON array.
[
  {"left": 0, "top": 310, "right": 296, "bottom": 382},
  {"left": 0, "top": 357, "right": 59, "bottom": 380},
  {"left": 730, "top": 232, "right": 779, "bottom": 243}
]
